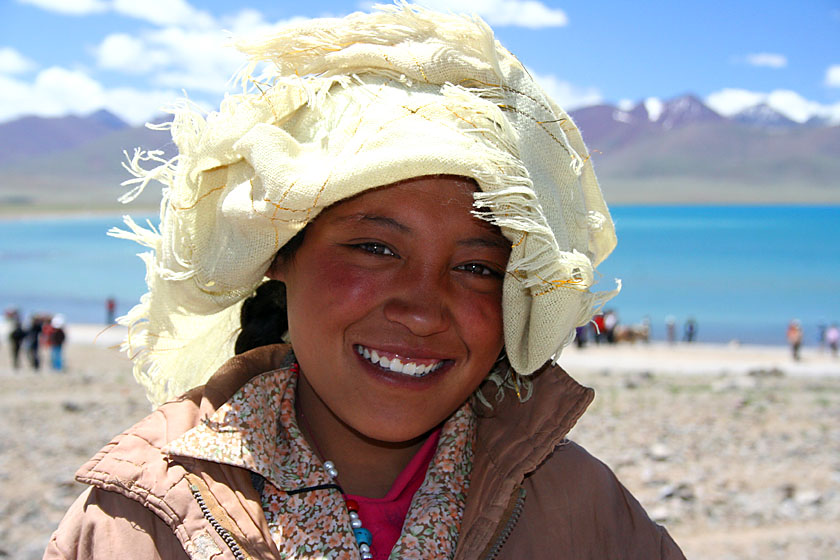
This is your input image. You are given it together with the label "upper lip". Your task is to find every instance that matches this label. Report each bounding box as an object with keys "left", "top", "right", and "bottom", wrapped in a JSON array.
[{"left": 353, "top": 342, "right": 454, "bottom": 363}]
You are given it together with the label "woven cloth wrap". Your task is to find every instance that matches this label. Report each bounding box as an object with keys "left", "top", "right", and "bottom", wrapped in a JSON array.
[{"left": 112, "top": 3, "right": 619, "bottom": 406}]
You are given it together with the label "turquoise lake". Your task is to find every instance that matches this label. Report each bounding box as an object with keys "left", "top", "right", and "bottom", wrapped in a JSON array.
[{"left": 2, "top": 206, "right": 838, "bottom": 345}]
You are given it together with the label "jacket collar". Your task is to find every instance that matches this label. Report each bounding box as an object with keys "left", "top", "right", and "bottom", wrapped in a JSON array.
[
  {"left": 74, "top": 345, "right": 294, "bottom": 519},
  {"left": 456, "top": 363, "right": 594, "bottom": 559}
]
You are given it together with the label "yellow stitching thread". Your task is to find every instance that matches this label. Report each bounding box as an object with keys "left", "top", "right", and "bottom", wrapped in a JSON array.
[
  {"left": 498, "top": 104, "right": 572, "bottom": 158},
  {"left": 169, "top": 184, "right": 227, "bottom": 211},
  {"left": 410, "top": 54, "right": 429, "bottom": 82},
  {"left": 532, "top": 273, "right": 586, "bottom": 297},
  {"left": 249, "top": 79, "right": 281, "bottom": 122},
  {"left": 460, "top": 79, "right": 556, "bottom": 117}
]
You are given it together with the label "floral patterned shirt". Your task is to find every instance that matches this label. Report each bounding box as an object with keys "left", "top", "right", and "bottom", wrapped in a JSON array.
[{"left": 164, "top": 364, "right": 476, "bottom": 559}]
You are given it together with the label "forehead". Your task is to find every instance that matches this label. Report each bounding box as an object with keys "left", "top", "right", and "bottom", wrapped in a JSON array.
[{"left": 317, "top": 175, "right": 498, "bottom": 234}]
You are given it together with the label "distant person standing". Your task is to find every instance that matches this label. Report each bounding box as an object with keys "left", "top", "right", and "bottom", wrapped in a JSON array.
[
  {"left": 683, "top": 317, "right": 697, "bottom": 343},
  {"left": 593, "top": 313, "right": 606, "bottom": 344},
  {"left": 575, "top": 325, "right": 588, "bottom": 348},
  {"left": 9, "top": 318, "right": 26, "bottom": 369},
  {"left": 666, "top": 316, "right": 676, "bottom": 344},
  {"left": 26, "top": 316, "right": 43, "bottom": 370},
  {"left": 604, "top": 309, "right": 618, "bottom": 344},
  {"left": 826, "top": 323, "right": 839, "bottom": 357},
  {"left": 41, "top": 315, "right": 55, "bottom": 358},
  {"left": 817, "top": 323, "right": 827, "bottom": 351},
  {"left": 786, "top": 319, "right": 803, "bottom": 361},
  {"left": 105, "top": 297, "right": 116, "bottom": 325},
  {"left": 49, "top": 315, "right": 67, "bottom": 371}
]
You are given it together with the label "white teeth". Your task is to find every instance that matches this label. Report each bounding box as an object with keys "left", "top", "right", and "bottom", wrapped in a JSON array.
[{"left": 355, "top": 345, "right": 443, "bottom": 377}]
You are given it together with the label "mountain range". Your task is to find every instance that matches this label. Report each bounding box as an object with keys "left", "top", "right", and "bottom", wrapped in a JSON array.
[{"left": 0, "top": 94, "right": 837, "bottom": 213}]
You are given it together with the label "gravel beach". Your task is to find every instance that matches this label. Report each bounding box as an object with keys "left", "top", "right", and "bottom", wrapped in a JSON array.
[{"left": 1, "top": 324, "right": 838, "bottom": 559}]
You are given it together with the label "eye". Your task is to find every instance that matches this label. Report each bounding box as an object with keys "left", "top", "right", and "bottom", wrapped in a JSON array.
[
  {"left": 354, "top": 242, "right": 397, "bottom": 257},
  {"left": 455, "top": 262, "right": 503, "bottom": 278}
]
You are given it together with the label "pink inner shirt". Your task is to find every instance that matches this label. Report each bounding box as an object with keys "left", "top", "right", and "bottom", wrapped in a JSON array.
[{"left": 344, "top": 428, "right": 442, "bottom": 560}]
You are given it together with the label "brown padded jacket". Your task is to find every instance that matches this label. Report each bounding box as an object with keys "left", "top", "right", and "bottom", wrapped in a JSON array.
[{"left": 44, "top": 344, "right": 686, "bottom": 559}]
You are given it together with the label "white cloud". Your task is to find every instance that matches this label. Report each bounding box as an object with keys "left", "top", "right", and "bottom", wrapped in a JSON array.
[
  {"left": 0, "top": 66, "right": 179, "bottom": 125},
  {"left": 93, "top": 11, "right": 311, "bottom": 97},
  {"left": 33, "top": 67, "right": 107, "bottom": 114},
  {"left": 743, "top": 53, "right": 787, "bottom": 68},
  {"left": 19, "top": 0, "right": 215, "bottom": 27},
  {"left": 644, "top": 97, "right": 664, "bottom": 122},
  {"left": 112, "top": 0, "right": 215, "bottom": 28},
  {"left": 0, "top": 75, "right": 35, "bottom": 121},
  {"left": 531, "top": 72, "right": 601, "bottom": 109},
  {"left": 0, "top": 47, "right": 36, "bottom": 74},
  {"left": 100, "top": 86, "right": 183, "bottom": 124},
  {"left": 0, "top": 66, "right": 105, "bottom": 122},
  {"left": 416, "top": 0, "right": 568, "bottom": 27},
  {"left": 17, "top": 0, "right": 107, "bottom": 15},
  {"left": 144, "top": 27, "right": 247, "bottom": 92},
  {"left": 826, "top": 65, "right": 840, "bottom": 88},
  {"left": 96, "top": 33, "right": 166, "bottom": 73},
  {"left": 706, "top": 87, "right": 840, "bottom": 124},
  {"left": 617, "top": 99, "right": 634, "bottom": 111},
  {"left": 221, "top": 9, "right": 312, "bottom": 36},
  {"left": 706, "top": 88, "right": 765, "bottom": 116},
  {"left": 765, "top": 90, "right": 833, "bottom": 123},
  {"left": 221, "top": 8, "right": 271, "bottom": 33},
  {"left": 93, "top": 27, "right": 246, "bottom": 94}
]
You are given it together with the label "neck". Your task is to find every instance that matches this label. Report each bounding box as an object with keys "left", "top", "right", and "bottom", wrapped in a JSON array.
[{"left": 295, "top": 373, "right": 429, "bottom": 498}]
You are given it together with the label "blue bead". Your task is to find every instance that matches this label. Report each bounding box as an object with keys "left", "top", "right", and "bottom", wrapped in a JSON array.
[{"left": 353, "top": 528, "right": 372, "bottom": 546}]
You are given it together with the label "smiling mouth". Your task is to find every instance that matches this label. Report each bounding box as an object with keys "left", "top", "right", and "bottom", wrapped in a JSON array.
[{"left": 355, "top": 344, "right": 447, "bottom": 377}]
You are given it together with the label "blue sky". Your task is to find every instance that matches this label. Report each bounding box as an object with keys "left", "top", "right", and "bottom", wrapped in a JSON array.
[{"left": 1, "top": 0, "right": 838, "bottom": 125}]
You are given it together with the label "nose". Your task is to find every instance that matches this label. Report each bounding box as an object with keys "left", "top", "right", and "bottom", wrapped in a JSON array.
[{"left": 382, "top": 267, "right": 451, "bottom": 336}]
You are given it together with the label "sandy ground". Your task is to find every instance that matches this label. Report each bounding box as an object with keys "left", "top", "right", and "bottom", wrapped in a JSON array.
[{"left": 1, "top": 325, "right": 838, "bottom": 559}]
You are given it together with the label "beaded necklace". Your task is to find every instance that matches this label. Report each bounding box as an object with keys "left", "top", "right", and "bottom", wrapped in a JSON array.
[
  {"left": 292, "top": 363, "right": 374, "bottom": 559},
  {"left": 324, "top": 460, "right": 374, "bottom": 559}
]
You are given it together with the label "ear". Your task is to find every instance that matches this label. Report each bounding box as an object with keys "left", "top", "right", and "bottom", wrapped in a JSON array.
[{"left": 265, "top": 252, "right": 287, "bottom": 281}]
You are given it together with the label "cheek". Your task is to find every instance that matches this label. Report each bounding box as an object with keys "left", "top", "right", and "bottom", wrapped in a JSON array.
[
  {"left": 457, "top": 290, "right": 505, "bottom": 352},
  {"left": 288, "top": 256, "right": 385, "bottom": 321}
]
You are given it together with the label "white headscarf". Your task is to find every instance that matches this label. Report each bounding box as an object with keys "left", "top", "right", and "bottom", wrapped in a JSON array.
[{"left": 112, "top": 2, "right": 619, "bottom": 406}]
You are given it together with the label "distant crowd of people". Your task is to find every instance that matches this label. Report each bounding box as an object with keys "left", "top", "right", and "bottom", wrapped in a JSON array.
[
  {"left": 788, "top": 319, "right": 840, "bottom": 361},
  {"left": 4, "top": 308, "right": 67, "bottom": 371},
  {"left": 576, "top": 310, "right": 652, "bottom": 347},
  {"left": 574, "top": 310, "right": 705, "bottom": 349},
  {"left": 573, "top": 310, "right": 838, "bottom": 359}
]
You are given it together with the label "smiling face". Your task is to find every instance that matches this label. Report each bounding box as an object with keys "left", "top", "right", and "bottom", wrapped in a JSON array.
[{"left": 268, "top": 175, "right": 510, "bottom": 445}]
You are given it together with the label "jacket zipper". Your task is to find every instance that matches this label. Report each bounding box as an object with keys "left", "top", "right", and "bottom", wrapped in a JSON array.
[
  {"left": 189, "top": 483, "right": 248, "bottom": 560},
  {"left": 483, "top": 486, "right": 527, "bottom": 560}
]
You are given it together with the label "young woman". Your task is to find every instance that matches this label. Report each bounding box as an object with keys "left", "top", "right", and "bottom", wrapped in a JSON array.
[{"left": 46, "top": 4, "right": 685, "bottom": 559}]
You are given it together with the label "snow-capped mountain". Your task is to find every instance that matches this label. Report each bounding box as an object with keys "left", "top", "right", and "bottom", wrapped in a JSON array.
[
  {"left": 652, "top": 94, "right": 726, "bottom": 129},
  {"left": 733, "top": 103, "right": 798, "bottom": 128}
]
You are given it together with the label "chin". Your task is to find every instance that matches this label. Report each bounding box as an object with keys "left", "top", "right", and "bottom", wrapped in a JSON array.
[{"left": 355, "top": 419, "right": 440, "bottom": 446}]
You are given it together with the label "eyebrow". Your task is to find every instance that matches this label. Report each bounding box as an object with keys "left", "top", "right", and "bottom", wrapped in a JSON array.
[
  {"left": 333, "top": 212, "right": 510, "bottom": 250},
  {"left": 457, "top": 234, "right": 510, "bottom": 251},
  {"left": 332, "top": 213, "right": 411, "bottom": 233}
]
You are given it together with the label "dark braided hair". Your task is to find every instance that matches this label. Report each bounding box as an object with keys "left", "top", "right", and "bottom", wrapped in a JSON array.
[
  {"left": 234, "top": 280, "right": 289, "bottom": 355},
  {"left": 234, "top": 229, "right": 305, "bottom": 355}
]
